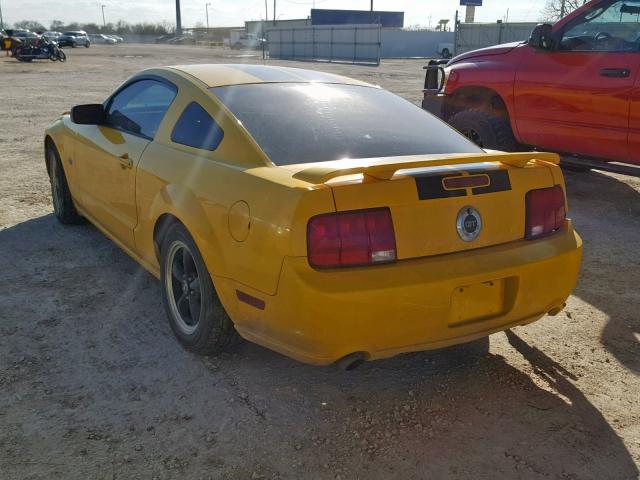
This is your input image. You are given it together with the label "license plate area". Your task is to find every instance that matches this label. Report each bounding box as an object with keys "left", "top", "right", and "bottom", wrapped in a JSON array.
[{"left": 449, "top": 279, "right": 508, "bottom": 327}]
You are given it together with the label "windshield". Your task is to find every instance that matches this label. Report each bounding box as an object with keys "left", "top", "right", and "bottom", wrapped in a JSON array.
[{"left": 211, "top": 83, "right": 483, "bottom": 165}]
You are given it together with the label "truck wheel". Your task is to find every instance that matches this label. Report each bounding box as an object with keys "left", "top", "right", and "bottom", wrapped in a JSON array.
[
  {"left": 449, "top": 109, "right": 519, "bottom": 151},
  {"left": 160, "top": 223, "right": 239, "bottom": 355},
  {"left": 47, "top": 143, "right": 84, "bottom": 224},
  {"left": 85, "top": 42, "right": 90, "bottom": 48}
]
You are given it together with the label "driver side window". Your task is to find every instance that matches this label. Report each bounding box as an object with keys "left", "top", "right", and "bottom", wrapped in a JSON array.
[
  {"left": 560, "top": 0, "right": 640, "bottom": 52},
  {"left": 105, "top": 79, "right": 177, "bottom": 139}
]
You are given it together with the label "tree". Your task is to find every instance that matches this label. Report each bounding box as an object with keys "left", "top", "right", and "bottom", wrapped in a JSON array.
[
  {"left": 541, "top": 0, "right": 588, "bottom": 22},
  {"left": 50, "top": 20, "right": 65, "bottom": 31},
  {"left": 13, "top": 20, "right": 46, "bottom": 32}
]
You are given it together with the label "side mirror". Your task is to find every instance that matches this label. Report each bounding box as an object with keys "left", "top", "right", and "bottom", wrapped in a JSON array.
[
  {"left": 529, "top": 23, "right": 554, "bottom": 50},
  {"left": 70, "top": 104, "right": 105, "bottom": 125}
]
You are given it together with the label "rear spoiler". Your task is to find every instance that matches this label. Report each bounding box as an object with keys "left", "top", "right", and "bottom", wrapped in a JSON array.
[{"left": 292, "top": 152, "right": 560, "bottom": 185}]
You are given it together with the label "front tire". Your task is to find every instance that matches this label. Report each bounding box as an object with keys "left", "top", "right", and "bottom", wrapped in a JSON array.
[
  {"left": 448, "top": 108, "right": 519, "bottom": 151},
  {"left": 160, "top": 223, "right": 238, "bottom": 355},
  {"left": 84, "top": 42, "right": 90, "bottom": 48},
  {"left": 47, "top": 143, "right": 83, "bottom": 224}
]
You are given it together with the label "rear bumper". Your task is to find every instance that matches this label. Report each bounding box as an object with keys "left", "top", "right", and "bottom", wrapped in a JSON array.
[
  {"left": 231, "top": 224, "right": 582, "bottom": 365},
  {"left": 422, "top": 93, "right": 446, "bottom": 119}
]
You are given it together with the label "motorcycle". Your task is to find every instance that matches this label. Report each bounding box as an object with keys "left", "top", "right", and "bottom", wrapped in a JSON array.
[{"left": 15, "top": 38, "right": 66, "bottom": 62}]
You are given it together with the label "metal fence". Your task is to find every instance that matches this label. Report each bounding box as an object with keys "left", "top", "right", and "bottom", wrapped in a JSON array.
[
  {"left": 266, "top": 24, "right": 381, "bottom": 65},
  {"left": 455, "top": 22, "right": 537, "bottom": 55}
]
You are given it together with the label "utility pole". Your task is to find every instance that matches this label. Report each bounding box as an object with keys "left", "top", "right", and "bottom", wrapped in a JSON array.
[
  {"left": 101, "top": 5, "right": 106, "bottom": 29},
  {"left": 205, "top": 3, "right": 211, "bottom": 33},
  {"left": 0, "top": 0, "right": 4, "bottom": 30},
  {"left": 273, "top": 0, "right": 276, "bottom": 25},
  {"left": 370, "top": 0, "right": 373, "bottom": 11},
  {"left": 176, "top": 0, "right": 182, "bottom": 35}
]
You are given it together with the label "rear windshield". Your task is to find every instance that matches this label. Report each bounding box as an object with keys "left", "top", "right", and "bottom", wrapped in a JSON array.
[{"left": 211, "top": 83, "right": 482, "bottom": 165}]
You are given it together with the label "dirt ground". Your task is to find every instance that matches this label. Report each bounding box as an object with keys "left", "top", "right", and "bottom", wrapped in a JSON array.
[{"left": 0, "top": 44, "right": 638, "bottom": 480}]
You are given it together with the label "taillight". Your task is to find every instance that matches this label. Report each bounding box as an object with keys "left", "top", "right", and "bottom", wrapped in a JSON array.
[
  {"left": 525, "top": 185, "right": 566, "bottom": 240},
  {"left": 307, "top": 208, "right": 397, "bottom": 269}
]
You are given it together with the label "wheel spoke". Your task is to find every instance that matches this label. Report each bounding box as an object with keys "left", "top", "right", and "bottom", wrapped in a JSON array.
[
  {"left": 185, "top": 250, "right": 197, "bottom": 278},
  {"left": 172, "top": 253, "right": 184, "bottom": 281},
  {"left": 188, "top": 295, "right": 201, "bottom": 325},
  {"left": 176, "top": 290, "right": 190, "bottom": 317}
]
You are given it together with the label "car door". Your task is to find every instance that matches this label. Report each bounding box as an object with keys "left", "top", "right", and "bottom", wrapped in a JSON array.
[
  {"left": 74, "top": 78, "right": 177, "bottom": 250},
  {"left": 514, "top": 0, "right": 640, "bottom": 162}
]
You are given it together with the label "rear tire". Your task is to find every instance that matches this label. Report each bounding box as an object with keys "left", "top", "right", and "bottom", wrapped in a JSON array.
[
  {"left": 47, "top": 143, "right": 84, "bottom": 224},
  {"left": 160, "top": 223, "right": 239, "bottom": 355},
  {"left": 449, "top": 108, "right": 519, "bottom": 151}
]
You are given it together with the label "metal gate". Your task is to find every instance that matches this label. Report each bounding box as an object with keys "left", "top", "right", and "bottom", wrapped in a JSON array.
[
  {"left": 455, "top": 22, "right": 537, "bottom": 55},
  {"left": 266, "top": 24, "right": 381, "bottom": 65}
]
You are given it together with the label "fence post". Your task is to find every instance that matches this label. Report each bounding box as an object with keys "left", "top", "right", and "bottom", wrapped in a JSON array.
[
  {"left": 330, "top": 26, "right": 334, "bottom": 62},
  {"left": 353, "top": 25, "right": 357, "bottom": 64},
  {"left": 453, "top": 10, "right": 459, "bottom": 56}
]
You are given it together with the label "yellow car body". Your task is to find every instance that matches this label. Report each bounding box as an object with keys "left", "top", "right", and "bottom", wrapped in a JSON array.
[{"left": 44, "top": 64, "right": 582, "bottom": 365}]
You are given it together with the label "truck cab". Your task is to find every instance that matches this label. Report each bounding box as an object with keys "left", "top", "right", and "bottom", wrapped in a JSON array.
[{"left": 423, "top": 0, "right": 640, "bottom": 166}]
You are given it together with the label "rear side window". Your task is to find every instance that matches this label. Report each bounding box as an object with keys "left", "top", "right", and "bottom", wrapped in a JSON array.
[{"left": 171, "top": 102, "right": 224, "bottom": 151}]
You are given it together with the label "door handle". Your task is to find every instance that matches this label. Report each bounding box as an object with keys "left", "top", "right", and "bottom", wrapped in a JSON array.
[
  {"left": 118, "top": 153, "right": 133, "bottom": 169},
  {"left": 600, "top": 68, "right": 630, "bottom": 78}
]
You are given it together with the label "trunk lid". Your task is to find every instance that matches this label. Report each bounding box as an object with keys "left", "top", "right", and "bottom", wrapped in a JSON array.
[{"left": 284, "top": 152, "right": 560, "bottom": 260}]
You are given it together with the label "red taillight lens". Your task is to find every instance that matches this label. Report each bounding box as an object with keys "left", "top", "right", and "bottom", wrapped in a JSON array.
[
  {"left": 307, "top": 208, "right": 397, "bottom": 269},
  {"left": 525, "top": 185, "right": 566, "bottom": 240}
]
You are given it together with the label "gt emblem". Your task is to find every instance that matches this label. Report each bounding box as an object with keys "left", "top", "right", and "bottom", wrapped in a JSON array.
[{"left": 456, "top": 206, "right": 482, "bottom": 242}]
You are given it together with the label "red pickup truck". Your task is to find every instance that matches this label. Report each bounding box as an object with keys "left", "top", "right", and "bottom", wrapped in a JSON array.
[{"left": 423, "top": 0, "right": 640, "bottom": 166}]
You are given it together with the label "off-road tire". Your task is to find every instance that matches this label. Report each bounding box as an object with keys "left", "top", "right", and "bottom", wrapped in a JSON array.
[
  {"left": 449, "top": 108, "right": 519, "bottom": 152},
  {"left": 47, "top": 143, "right": 84, "bottom": 224},
  {"left": 160, "top": 223, "right": 239, "bottom": 355}
]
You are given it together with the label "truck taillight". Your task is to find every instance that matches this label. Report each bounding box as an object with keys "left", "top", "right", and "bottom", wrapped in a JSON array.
[
  {"left": 525, "top": 186, "right": 566, "bottom": 240},
  {"left": 307, "top": 208, "right": 397, "bottom": 269}
]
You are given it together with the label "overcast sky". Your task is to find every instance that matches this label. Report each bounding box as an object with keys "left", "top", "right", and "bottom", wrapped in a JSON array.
[{"left": 2, "top": 0, "right": 547, "bottom": 29}]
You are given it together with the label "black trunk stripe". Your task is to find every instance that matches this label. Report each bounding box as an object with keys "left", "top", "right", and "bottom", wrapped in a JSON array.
[
  {"left": 414, "top": 170, "right": 511, "bottom": 200},
  {"left": 472, "top": 170, "right": 511, "bottom": 195}
]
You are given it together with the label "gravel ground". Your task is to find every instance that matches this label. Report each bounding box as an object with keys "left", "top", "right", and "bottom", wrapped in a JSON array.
[{"left": 0, "top": 44, "right": 638, "bottom": 480}]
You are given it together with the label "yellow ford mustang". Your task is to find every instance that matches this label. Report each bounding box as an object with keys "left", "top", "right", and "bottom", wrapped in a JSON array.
[{"left": 44, "top": 64, "right": 582, "bottom": 366}]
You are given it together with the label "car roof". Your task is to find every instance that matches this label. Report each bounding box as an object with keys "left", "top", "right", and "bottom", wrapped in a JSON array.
[{"left": 165, "top": 64, "right": 374, "bottom": 89}]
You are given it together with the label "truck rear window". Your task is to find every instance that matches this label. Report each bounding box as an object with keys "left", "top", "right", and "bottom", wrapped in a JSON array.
[{"left": 211, "top": 83, "right": 482, "bottom": 165}]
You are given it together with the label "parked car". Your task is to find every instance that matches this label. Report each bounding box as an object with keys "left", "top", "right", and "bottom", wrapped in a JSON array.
[
  {"left": 106, "top": 34, "right": 124, "bottom": 43},
  {"left": 154, "top": 34, "right": 174, "bottom": 44},
  {"left": 42, "top": 31, "right": 62, "bottom": 41},
  {"left": 9, "top": 29, "right": 40, "bottom": 43},
  {"left": 229, "top": 30, "right": 263, "bottom": 49},
  {"left": 167, "top": 36, "right": 196, "bottom": 45},
  {"left": 89, "top": 33, "right": 117, "bottom": 44},
  {"left": 422, "top": 0, "right": 640, "bottom": 166},
  {"left": 44, "top": 64, "right": 582, "bottom": 366},
  {"left": 58, "top": 31, "right": 90, "bottom": 48}
]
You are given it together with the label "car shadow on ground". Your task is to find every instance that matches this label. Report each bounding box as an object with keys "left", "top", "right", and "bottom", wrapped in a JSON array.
[
  {"left": 564, "top": 170, "right": 640, "bottom": 374},
  {"left": 0, "top": 213, "right": 638, "bottom": 479}
]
